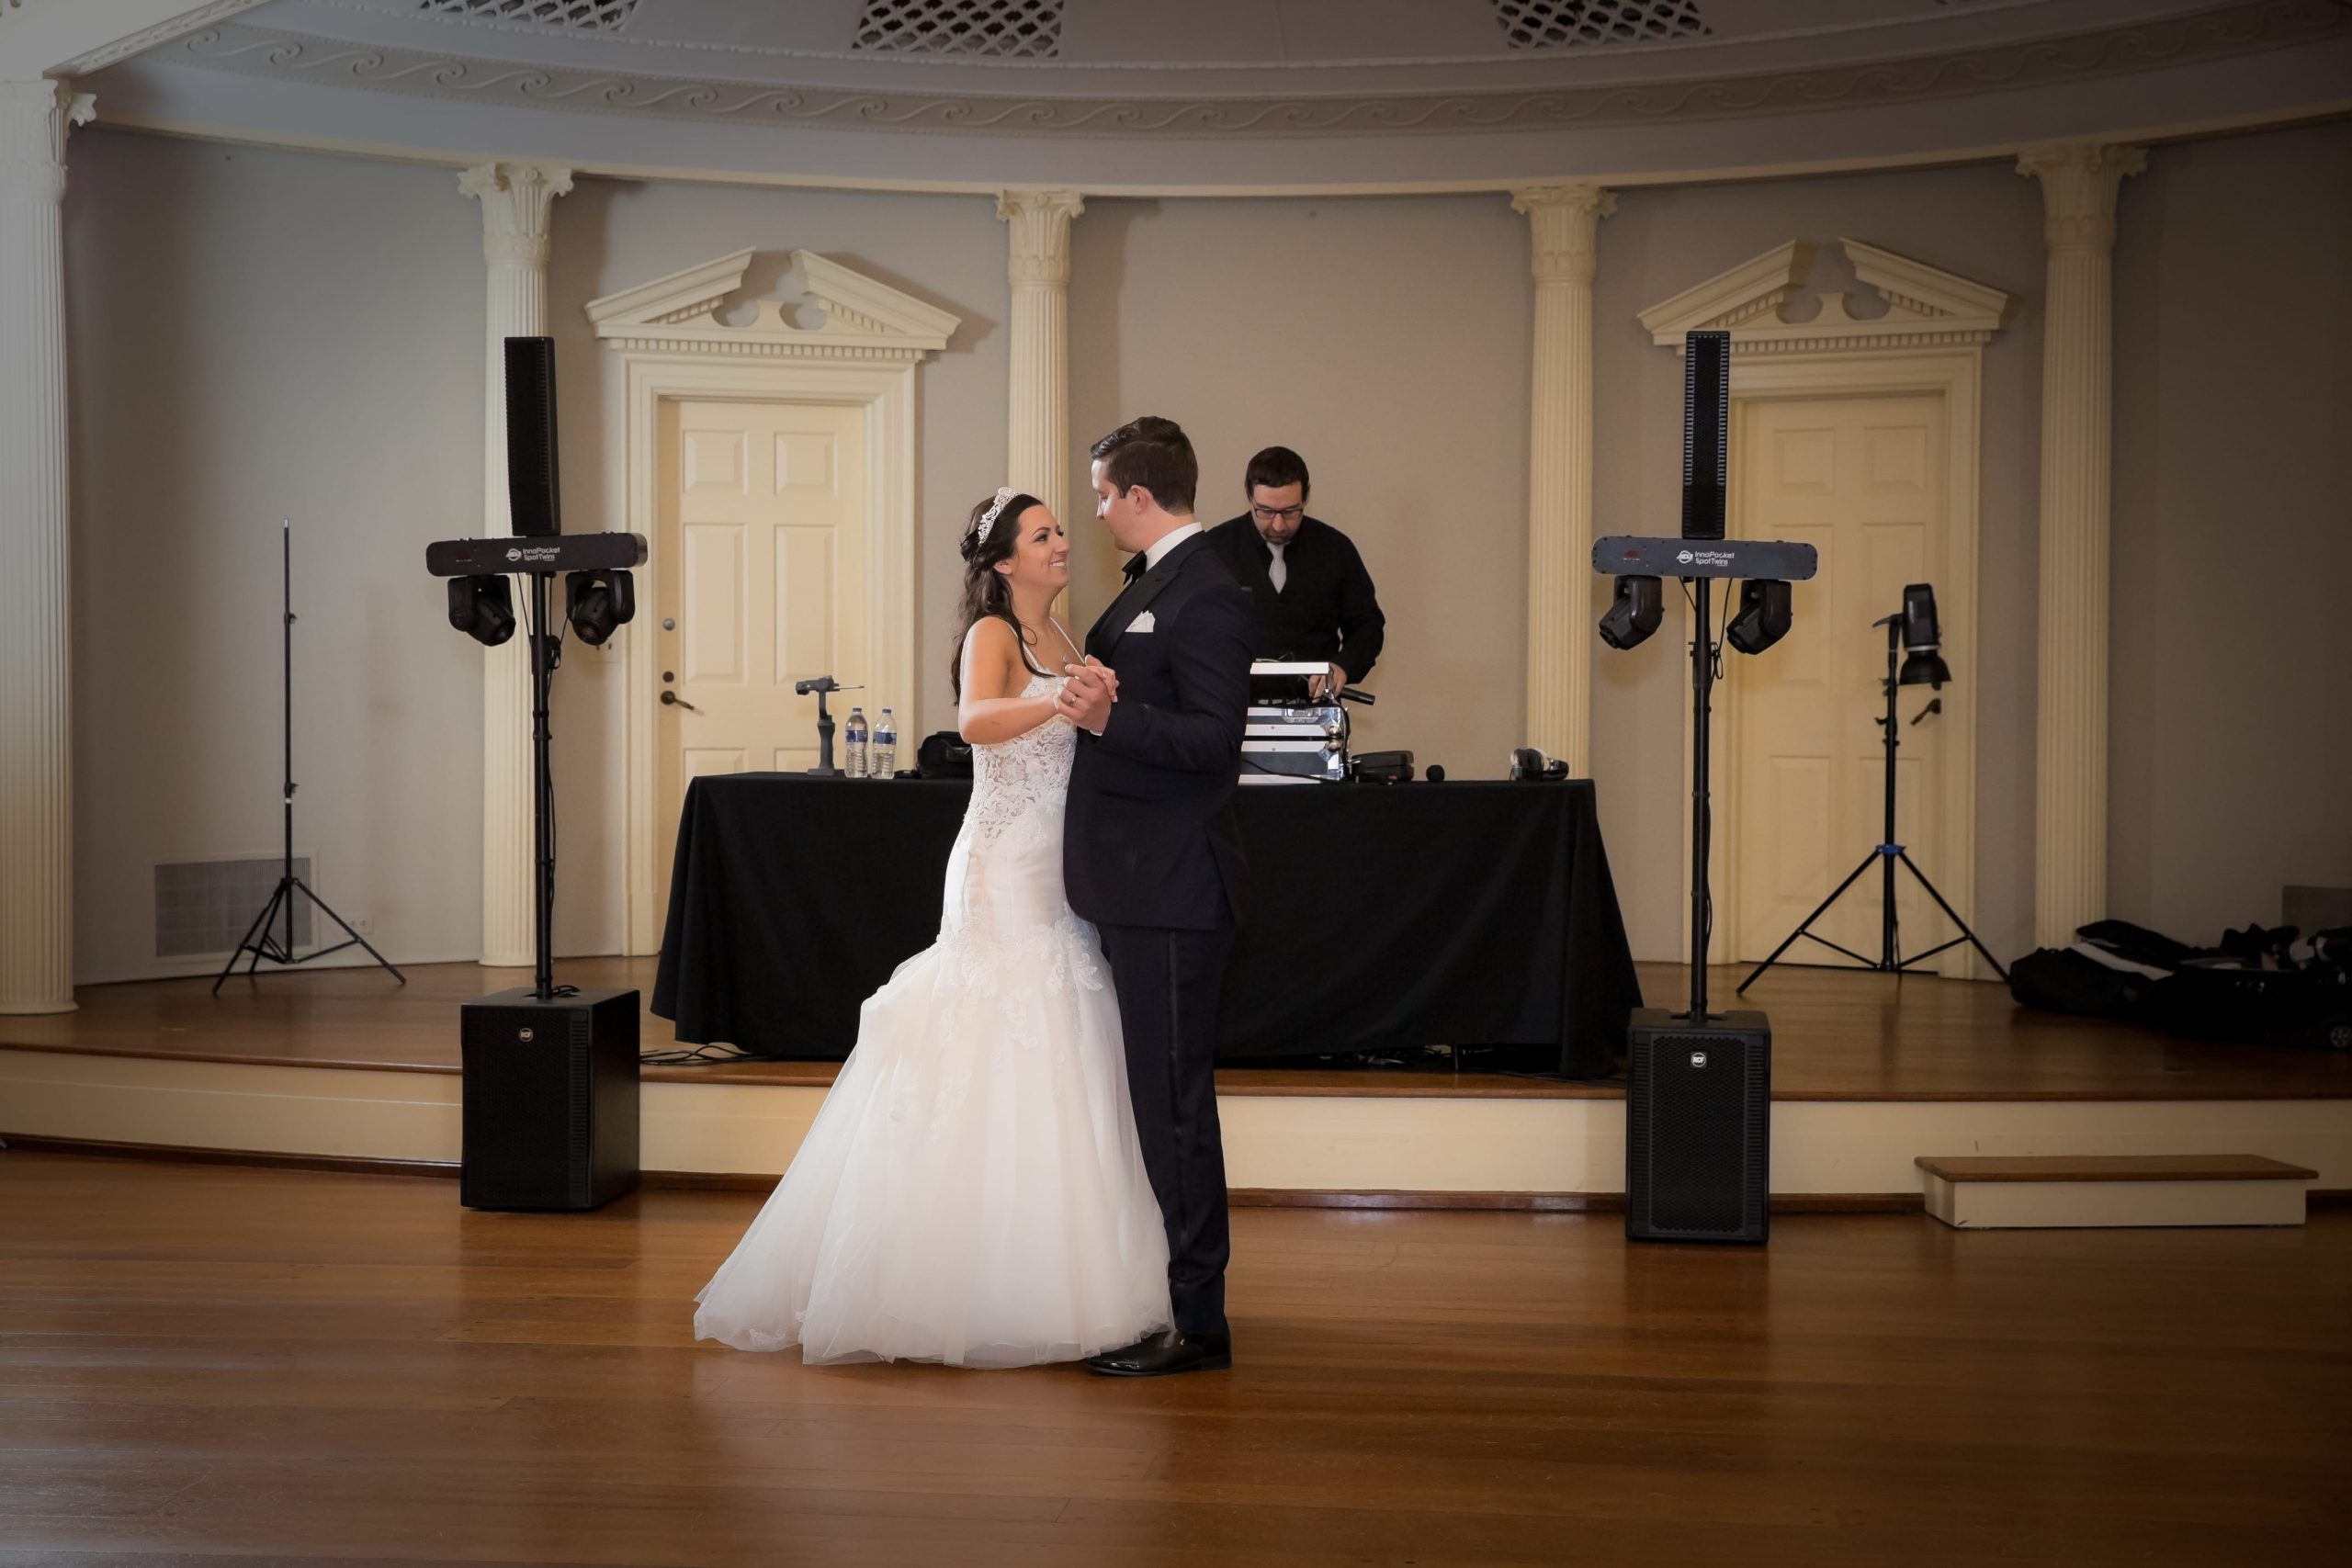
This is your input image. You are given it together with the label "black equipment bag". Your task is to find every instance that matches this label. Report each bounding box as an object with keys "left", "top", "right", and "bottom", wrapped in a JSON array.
[
  {"left": 2013, "top": 919, "right": 2352, "bottom": 1051},
  {"left": 2138, "top": 964, "right": 2351, "bottom": 1051},
  {"left": 2007, "top": 947, "right": 2149, "bottom": 1021},
  {"left": 915, "top": 730, "right": 973, "bottom": 780}
]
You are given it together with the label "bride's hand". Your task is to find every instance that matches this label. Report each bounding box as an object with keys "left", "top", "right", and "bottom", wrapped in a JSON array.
[{"left": 1064, "top": 658, "right": 1118, "bottom": 702}]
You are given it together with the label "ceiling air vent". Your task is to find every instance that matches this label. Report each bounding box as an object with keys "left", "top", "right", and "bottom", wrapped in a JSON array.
[
  {"left": 853, "top": 0, "right": 1066, "bottom": 59},
  {"left": 417, "top": 1, "right": 641, "bottom": 31},
  {"left": 1490, "top": 0, "right": 1709, "bottom": 50}
]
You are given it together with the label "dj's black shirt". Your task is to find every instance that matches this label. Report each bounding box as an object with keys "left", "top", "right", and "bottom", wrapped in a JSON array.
[{"left": 1202, "top": 513, "right": 1385, "bottom": 682}]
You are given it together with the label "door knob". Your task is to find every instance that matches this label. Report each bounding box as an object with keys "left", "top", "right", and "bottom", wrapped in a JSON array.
[{"left": 662, "top": 691, "right": 699, "bottom": 712}]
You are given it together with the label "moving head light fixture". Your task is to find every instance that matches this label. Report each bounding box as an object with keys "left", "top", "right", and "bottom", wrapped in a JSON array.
[
  {"left": 1725, "top": 577, "right": 1792, "bottom": 657},
  {"left": 565, "top": 568, "right": 636, "bottom": 647},
  {"left": 447, "top": 574, "right": 515, "bottom": 648},
  {"left": 1598, "top": 573, "right": 1664, "bottom": 649}
]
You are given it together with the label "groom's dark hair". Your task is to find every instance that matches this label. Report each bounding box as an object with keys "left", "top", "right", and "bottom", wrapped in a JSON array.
[{"left": 1091, "top": 416, "right": 1197, "bottom": 515}]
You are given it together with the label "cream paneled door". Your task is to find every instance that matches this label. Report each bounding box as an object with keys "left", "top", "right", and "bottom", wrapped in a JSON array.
[
  {"left": 656, "top": 400, "right": 869, "bottom": 899},
  {"left": 1728, "top": 395, "right": 1948, "bottom": 967}
]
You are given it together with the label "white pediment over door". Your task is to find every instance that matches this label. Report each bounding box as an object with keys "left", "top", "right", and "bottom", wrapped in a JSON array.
[
  {"left": 586, "top": 249, "right": 960, "bottom": 360},
  {"left": 1638, "top": 239, "right": 2012, "bottom": 356}
]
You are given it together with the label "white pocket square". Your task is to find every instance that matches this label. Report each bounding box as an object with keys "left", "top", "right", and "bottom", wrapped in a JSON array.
[{"left": 1125, "top": 610, "right": 1156, "bottom": 634}]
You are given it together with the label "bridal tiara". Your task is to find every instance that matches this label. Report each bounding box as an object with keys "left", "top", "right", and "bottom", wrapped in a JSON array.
[{"left": 972, "top": 486, "right": 1017, "bottom": 547}]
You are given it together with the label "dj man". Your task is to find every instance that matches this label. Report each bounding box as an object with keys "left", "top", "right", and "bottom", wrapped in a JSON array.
[{"left": 1203, "top": 446, "right": 1385, "bottom": 695}]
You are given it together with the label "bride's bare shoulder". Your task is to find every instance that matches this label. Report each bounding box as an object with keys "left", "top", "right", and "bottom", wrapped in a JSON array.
[
  {"left": 963, "top": 615, "right": 1020, "bottom": 661},
  {"left": 959, "top": 615, "right": 1025, "bottom": 695}
]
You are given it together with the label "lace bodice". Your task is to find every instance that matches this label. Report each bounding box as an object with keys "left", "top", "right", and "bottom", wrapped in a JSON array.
[
  {"left": 935, "top": 668, "right": 1100, "bottom": 1000},
  {"left": 967, "top": 671, "right": 1076, "bottom": 842}
]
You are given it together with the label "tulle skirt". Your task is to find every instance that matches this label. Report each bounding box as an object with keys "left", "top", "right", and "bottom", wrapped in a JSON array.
[{"left": 692, "top": 911, "right": 1172, "bottom": 1368}]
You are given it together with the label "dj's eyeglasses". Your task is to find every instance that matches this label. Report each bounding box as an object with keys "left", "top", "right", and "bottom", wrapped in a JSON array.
[{"left": 1250, "top": 503, "right": 1305, "bottom": 523}]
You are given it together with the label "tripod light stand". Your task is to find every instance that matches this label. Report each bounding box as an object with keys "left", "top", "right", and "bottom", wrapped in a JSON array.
[
  {"left": 1737, "top": 584, "right": 2007, "bottom": 993},
  {"left": 214, "top": 519, "right": 407, "bottom": 994}
]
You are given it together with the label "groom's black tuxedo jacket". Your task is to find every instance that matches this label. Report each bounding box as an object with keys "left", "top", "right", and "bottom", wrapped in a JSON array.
[{"left": 1065, "top": 532, "right": 1255, "bottom": 931}]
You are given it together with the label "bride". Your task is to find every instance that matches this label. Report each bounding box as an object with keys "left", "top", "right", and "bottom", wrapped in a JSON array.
[{"left": 692, "top": 487, "right": 1173, "bottom": 1368}]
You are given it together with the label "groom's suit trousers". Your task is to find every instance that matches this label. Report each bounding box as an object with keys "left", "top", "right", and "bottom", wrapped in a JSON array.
[{"left": 1096, "top": 919, "right": 1236, "bottom": 1339}]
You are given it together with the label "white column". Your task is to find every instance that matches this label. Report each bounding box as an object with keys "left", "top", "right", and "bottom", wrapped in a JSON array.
[
  {"left": 2018, "top": 143, "right": 2143, "bottom": 948},
  {"left": 0, "top": 81, "right": 94, "bottom": 1015},
  {"left": 998, "top": 189, "right": 1084, "bottom": 522},
  {"left": 460, "top": 163, "right": 571, "bottom": 969},
  {"left": 1512, "top": 184, "right": 1615, "bottom": 773}
]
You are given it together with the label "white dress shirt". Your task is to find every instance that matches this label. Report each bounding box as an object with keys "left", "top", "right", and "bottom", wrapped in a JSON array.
[{"left": 1141, "top": 521, "right": 1202, "bottom": 572}]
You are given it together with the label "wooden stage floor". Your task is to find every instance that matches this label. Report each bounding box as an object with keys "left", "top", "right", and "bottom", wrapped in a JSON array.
[
  {"left": 4, "top": 955, "right": 2347, "bottom": 1102},
  {"left": 1, "top": 1150, "right": 2346, "bottom": 1566}
]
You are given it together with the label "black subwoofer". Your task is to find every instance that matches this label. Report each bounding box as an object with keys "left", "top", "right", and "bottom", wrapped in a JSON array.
[
  {"left": 1624, "top": 1007, "right": 1770, "bottom": 1244},
  {"left": 460, "top": 987, "right": 640, "bottom": 1211}
]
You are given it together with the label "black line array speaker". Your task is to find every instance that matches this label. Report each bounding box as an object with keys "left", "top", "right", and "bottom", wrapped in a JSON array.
[
  {"left": 1680, "top": 329, "right": 1730, "bottom": 541},
  {"left": 460, "top": 987, "right": 640, "bottom": 1211},
  {"left": 503, "top": 335, "right": 560, "bottom": 537},
  {"left": 1624, "top": 1007, "right": 1770, "bottom": 1244}
]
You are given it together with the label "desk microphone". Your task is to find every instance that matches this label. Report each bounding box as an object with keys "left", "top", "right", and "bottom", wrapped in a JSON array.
[{"left": 1426, "top": 765, "right": 1446, "bottom": 783}]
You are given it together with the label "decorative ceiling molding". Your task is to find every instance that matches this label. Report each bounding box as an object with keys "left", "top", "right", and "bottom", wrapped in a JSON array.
[
  {"left": 1639, "top": 238, "right": 2013, "bottom": 355},
  {"left": 585, "top": 249, "right": 961, "bottom": 361},
  {"left": 156, "top": 1, "right": 2351, "bottom": 141},
  {"left": 18, "top": 0, "right": 271, "bottom": 76}
]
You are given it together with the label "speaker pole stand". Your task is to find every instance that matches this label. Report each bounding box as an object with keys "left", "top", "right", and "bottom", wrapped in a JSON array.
[
  {"left": 1736, "top": 616, "right": 2007, "bottom": 994},
  {"left": 214, "top": 519, "right": 407, "bottom": 995},
  {"left": 1686, "top": 576, "right": 1716, "bottom": 1023},
  {"left": 528, "top": 570, "right": 560, "bottom": 1000}
]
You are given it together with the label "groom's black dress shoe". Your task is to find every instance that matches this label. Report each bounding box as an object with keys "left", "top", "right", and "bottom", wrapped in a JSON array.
[{"left": 1084, "top": 1328, "right": 1232, "bottom": 1377}]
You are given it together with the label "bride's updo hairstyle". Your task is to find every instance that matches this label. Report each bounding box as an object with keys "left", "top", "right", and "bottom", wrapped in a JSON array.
[{"left": 950, "top": 489, "right": 1049, "bottom": 698}]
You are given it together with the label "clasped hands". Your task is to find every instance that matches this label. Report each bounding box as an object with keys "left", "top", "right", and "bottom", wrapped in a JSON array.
[{"left": 1056, "top": 657, "right": 1118, "bottom": 731}]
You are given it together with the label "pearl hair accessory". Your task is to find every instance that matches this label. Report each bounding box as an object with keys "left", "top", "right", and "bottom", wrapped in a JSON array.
[{"left": 972, "top": 486, "right": 1017, "bottom": 547}]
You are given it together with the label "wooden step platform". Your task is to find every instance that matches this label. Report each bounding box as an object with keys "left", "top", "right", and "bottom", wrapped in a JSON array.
[{"left": 1917, "top": 1153, "right": 2318, "bottom": 1230}]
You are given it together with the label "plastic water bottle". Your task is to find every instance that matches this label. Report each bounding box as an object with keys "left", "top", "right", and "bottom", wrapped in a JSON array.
[
  {"left": 872, "top": 708, "right": 897, "bottom": 779},
  {"left": 843, "top": 705, "right": 869, "bottom": 779}
]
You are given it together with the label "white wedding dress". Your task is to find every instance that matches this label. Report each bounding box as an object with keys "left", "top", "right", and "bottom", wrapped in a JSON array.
[{"left": 693, "top": 670, "right": 1172, "bottom": 1368}]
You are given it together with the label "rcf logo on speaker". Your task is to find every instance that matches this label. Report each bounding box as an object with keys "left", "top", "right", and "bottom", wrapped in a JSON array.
[{"left": 1690, "top": 1051, "right": 1709, "bottom": 1067}]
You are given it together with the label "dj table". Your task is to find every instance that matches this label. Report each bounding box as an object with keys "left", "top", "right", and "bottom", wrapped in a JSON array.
[{"left": 651, "top": 775, "right": 1640, "bottom": 1077}]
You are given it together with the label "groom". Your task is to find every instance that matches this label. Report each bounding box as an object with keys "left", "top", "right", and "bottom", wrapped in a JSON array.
[{"left": 1056, "top": 416, "right": 1255, "bottom": 1377}]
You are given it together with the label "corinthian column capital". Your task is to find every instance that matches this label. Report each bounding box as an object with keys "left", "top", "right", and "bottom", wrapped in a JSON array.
[
  {"left": 1511, "top": 184, "right": 1616, "bottom": 285},
  {"left": 998, "top": 188, "right": 1085, "bottom": 287},
  {"left": 2017, "top": 143, "right": 2146, "bottom": 253},
  {"left": 0, "top": 81, "right": 96, "bottom": 203},
  {"left": 459, "top": 162, "right": 575, "bottom": 268}
]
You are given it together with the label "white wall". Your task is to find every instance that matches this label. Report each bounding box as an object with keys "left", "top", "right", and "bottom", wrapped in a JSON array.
[
  {"left": 1068, "top": 194, "right": 1533, "bottom": 774},
  {"left": 65, "top": 130, "right": 486, "bottom": 984},
  {"left": 2109, "top": 119, "right": 2352, "bottom": 939},
  {"left": 61, "top": 120, "right": 2350, "bottom": 984}
]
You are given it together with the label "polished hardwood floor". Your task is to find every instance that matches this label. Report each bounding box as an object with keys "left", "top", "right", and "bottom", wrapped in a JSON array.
[
  {"left": 6, "top": 956, "right": 2347, "bottom": 1102},
  {"left": 1, "top": 1150, "right": 2346, "bottom": 1566}
]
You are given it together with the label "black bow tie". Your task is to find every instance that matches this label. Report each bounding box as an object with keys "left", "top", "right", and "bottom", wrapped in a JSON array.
[{"left": 1123, "top": 553, "right": 1148, "bottom": 581}]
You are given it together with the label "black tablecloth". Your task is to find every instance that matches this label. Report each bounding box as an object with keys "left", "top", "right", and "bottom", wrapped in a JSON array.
[{"left": 651, "top": 775, "right": 1640, "bottom": 1077}]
